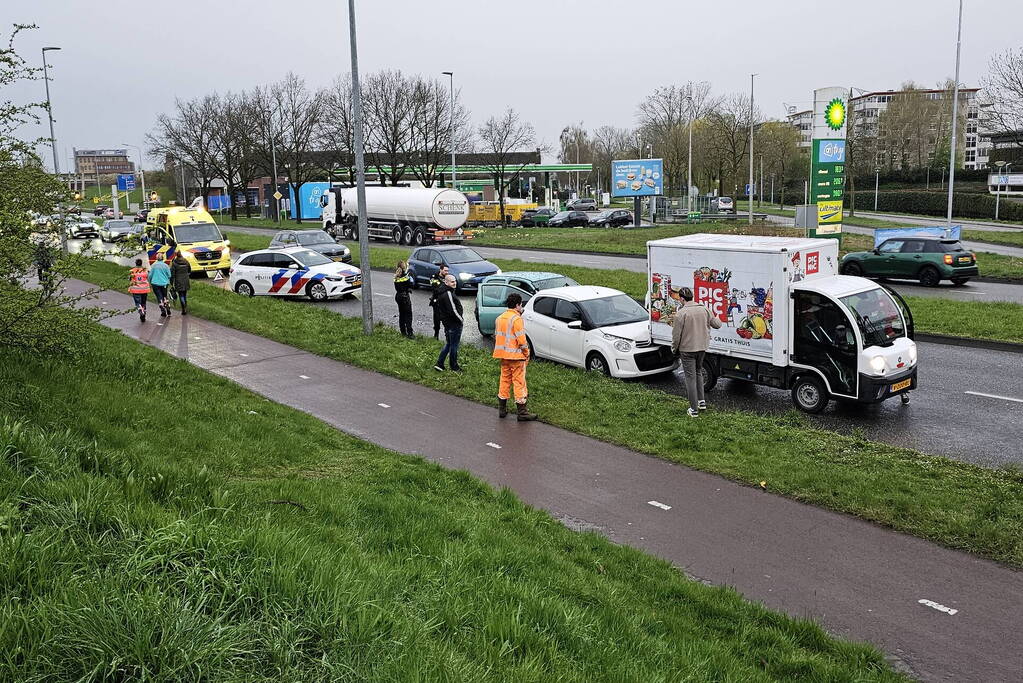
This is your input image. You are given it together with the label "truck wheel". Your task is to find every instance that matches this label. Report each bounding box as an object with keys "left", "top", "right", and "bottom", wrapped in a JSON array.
[
  {"left": 392, "top": 226, "right": 403, "bottom": 244},
  {"left": 403, "top": 227, "right": 414, "bottom": 245},
  {"left": 412, "top": 229, "right": 426, "bottom": 246},
  {"left": 841, "top": 261, "right": 863, "bottom": 276},
  {"left": 307, "top": 281, "right": 328, "bottom": 302},
  {"left": 791, "top": 375, "right": 829, "bottom": 414},
  {"left": 702, "top": 365, "right": 718, "bottom": 392},
  {"left": 918, "top": 266, "right": 941, "bottom": 287}
]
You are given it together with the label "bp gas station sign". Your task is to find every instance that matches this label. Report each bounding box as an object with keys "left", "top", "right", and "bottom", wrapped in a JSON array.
[{"left": 809, "top": 88, "right": 848, "bottom": 242}]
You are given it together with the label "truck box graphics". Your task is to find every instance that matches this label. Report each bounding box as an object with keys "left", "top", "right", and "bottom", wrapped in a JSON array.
[{"left": 648, "top": 234, "right": 839, "bottom": 366}]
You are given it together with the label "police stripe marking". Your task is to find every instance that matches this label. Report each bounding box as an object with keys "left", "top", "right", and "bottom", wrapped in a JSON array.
[
  {"left": 377, "top": 403, "right": 390, "bottom": 408},
  {"left": 647, "top": 500, "right": 672, "bottom": 511},
  {"left": 486, "top": 442, "right": 502, "bottom": 449}
]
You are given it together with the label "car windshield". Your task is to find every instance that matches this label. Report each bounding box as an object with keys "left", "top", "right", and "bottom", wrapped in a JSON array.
[
  {"left": 297, "top": 231, "right": 334, "bottom": 246},
  {"left": 841, "top": 289, "right": 906, "bottom": 348},
  {"left": 578, "top": 294, "right": 649, "bottom": 328},
  {"left": 442, "top": 248, "right": 483, "bottom": 264},
  {"left": 174, "top": 222, "right": 223, "bottom": 243},
  {"left": 719, "top": 197, "right": 732, "bottom": 203},
  {"left": 536, "top": 276, "right": 579, "bottom": 290},
  {"left": 291, "top": 249, "right": 333, "bottom": 267},
  {"left": 106, "top": 220, "right": 131, "bottom": 229}
]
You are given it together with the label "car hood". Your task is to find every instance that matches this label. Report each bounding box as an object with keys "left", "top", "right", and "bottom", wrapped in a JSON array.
[
  {"left": 104, "top": 226, "right": 132, "bottom": 233},
  {"left": 842, "top": 251, "right": 871, "bottom": 260},
  {"left": 308, "top": 262, "right": 361, "bottom": 277},
  {"left": 305, "top": 242, "right": 349, "bottom": 256},
  {"left": 595, "top": 320, "right": 651, "bottom": 343},
  {"left": 453, "top": 260, "right": 498, "bottom": 276}
]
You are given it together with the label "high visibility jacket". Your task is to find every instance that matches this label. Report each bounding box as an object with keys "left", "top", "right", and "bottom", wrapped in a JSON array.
[
  {"left": 492, "top": 310, "right": 529, "bottom": 360},
  {"left": 128, "top": 267, "right": 151, "bottom": 294}
]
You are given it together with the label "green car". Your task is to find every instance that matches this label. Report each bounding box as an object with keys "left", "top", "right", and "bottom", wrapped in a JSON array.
[
  {"left": 520, "top": 207, "right": 556, "bottom": 227},
  {"left": 474, "top": 271, "right": 579, "bottom": 335},
  {"left": 840, "top": 237, "right": 978, "bottom": 286}
]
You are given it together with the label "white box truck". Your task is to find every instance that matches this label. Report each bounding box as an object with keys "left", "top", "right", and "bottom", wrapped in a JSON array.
[
  {"left": 319, "top": 186, "right": 471, "bottom": 246},
  {"left": 647, "top": 234, "right": 918, "bottom": 413}
]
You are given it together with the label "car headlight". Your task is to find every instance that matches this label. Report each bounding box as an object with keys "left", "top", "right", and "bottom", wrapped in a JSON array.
[
  {"left": 908, "top": 345, "right": 918, "bottom": 364},
  {"left": 325, "top": 276, "right": 345, "bottom": 281},
  {"left": 870, "top": 355, "right": 886, "bottom": 374},
  {"left": 495, "top": 268, "right": 502, "bottom": 275},
  {"left": 458, "top": 272, "right": 472, "bottom": 281},
  {"left": 613, "top": 339, "right": 633, "bottom": 353}
]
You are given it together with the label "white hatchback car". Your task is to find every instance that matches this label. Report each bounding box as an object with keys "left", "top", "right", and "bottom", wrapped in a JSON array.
[
  {"left": 229, "top": 246, "right": 362, "bottom": 301},
  {"left": 521, "top": 285, "right": 676, "bottom": 378}
]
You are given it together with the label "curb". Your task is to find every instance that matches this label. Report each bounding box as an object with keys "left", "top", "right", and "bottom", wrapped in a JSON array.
[{"left": 915, "top": 333, "right": 1023, "bottom": 354}]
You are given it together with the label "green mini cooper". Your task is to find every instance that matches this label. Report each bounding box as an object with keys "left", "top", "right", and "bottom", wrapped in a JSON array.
[
  {"left": 474, "top": 271, "right": 579, "bottom": 335},
  {"left": 840, "top": 237, "right": 978, "bottom": 286}
]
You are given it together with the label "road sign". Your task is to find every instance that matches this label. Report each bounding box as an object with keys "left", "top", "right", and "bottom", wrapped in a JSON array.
[
  {"left": 272, "top": 191, "right": 284, "bottom": 201},
  {"left": 117, "top": 174, "right": 136, "bottom": 191},
  {"left": 745, "top": 183, "right": 756, "bottom": 195}
]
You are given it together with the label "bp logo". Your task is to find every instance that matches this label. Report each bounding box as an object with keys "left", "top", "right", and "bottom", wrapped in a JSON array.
[{"left": 824, "top": 97, "right": 846, "bottom": 131}]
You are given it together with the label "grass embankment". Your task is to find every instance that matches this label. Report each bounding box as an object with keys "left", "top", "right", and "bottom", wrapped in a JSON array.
[
  {"left": 221, "top": 231, "right": 1023, "bottom": 345},
  {"left": 1, "top": 330, "right": 904, "bottom": 680},
  {"left": 79, "top": 260, "right": 1023, "bottom": 567}
]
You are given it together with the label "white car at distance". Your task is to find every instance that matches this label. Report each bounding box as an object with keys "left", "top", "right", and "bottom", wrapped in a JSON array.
[
  {"left": 229, "top": 246, "right": 362, "bottom": 301},
  {"left": 522, "top": 285, "right": 676, "bottom": 378}
]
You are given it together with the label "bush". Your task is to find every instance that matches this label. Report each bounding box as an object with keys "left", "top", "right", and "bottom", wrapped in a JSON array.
[{"left": 849, "top": 190, "right": 1023, "bottom": 221}]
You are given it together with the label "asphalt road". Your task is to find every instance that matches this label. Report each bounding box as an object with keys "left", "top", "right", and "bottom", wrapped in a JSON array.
[
  {"left": 314, "top": 269, "right": 1023, "bottom": 468},
  {"left": 77, "top": 278, "right": 1023, "bottom": 683},
  {"left": 852, "top": 209, "right": 1023, "bottom": 233}
]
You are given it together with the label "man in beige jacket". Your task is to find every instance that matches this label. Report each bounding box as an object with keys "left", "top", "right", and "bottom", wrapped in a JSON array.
[{"left": 670, "top": 287, "right": 723, "bottom": 417}]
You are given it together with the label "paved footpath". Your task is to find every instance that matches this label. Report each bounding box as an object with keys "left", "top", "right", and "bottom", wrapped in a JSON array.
[{"left": 75, "top": 280, "right": 1023, "bottom": 682}]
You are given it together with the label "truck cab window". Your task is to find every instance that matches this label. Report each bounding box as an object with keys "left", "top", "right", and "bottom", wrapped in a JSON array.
[{"left": 792, "top": 291, "right": 857, "bottom": 396}]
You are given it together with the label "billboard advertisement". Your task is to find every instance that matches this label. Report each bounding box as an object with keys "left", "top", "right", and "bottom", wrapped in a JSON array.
[
  {"left": 611, "top": 159, "right": 663, "bottom": 197},
  {"left": 288, "top": 182, "right": 331, "bottom": 220}
]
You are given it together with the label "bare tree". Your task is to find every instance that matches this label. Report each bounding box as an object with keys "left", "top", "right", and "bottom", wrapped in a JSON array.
[
  {"left": 406, "top": 76, "right": 471, "bottom": 188},
  {"left": 478, "top": 108, "right": 536, "bottom": 223},
  {"left": 147, "top": 96, "right": 219, "bottom": 205},
  {"left": 590, "top": 125, "right": 635, "bottom": 192},
  {"left": 319, "top": 74, "right": 357, "bottom": 184},
  {"left": 207, "top": 92, "right": 255, "bottom": 221},
  {"left": 706, "top": 94, "right": 758, "bottom": 198},
  {"left": 983, "top": 47, "right": 1023, "bottom": 148},
  {"left": 363, "top": 70, "right": 414, "bottom": 185},
  {"left": 757, "top": 120, "right": 805, "bottom": 209},
  {"left": 558, "top": 123, "right": 593, "bottom": 192},
  {"left": 636, "top": 82, "right": 713, "bottom": 194}
]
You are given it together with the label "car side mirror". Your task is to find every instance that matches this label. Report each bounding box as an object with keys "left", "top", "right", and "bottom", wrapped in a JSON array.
[
  {"left": 872, "top": 248, "right": 880, "bottom": 255},
  {"left": 567, "top": 320, "right": 583, "bottom": 330}
]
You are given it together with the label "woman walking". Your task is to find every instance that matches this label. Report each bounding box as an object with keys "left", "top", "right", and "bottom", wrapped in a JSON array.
[
  {"left": 394, "top": 260, "right": 414, "bottom": 338},
  {"left": 128, "top": 258, "right": 151, "bottom": 323},
  {"left": 171, "top": 253, "right": 191, "bottom": 315},
  {"left": 149, "top": 252, "right": 173, "bottom": 318}
]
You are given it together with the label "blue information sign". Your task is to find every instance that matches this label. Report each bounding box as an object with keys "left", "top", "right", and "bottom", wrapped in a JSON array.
[
  {"left": 117, "top": 173, "right": 136, "bottom": 191},
  {"left": 611, "top": 159, "right": 664, "bottom": 197}
]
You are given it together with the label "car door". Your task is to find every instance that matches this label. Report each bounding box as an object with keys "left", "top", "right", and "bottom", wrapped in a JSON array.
[
  {"left": 238, "top": 253, "right": 274, "bottom": 295},
  {"left": 523, "top": 295, "right": 557, "bottom": 357},
  {"left": 547, "top": 298, "right": 586, "bottom": 365},
  {"left": 267, "top": 252, "right": 303, "bottom": 295},
  {"left": 408, "top": 248, "right": 431, "bottom": 284},
  {"left": 864, "top": 239, "right": 903, "bottom": 277},
  {"left": 897, "top": 239, "right": 926, "bottom": 278},
  {"left": 478, "top": 280, "right": 530, "bottom": 335}
]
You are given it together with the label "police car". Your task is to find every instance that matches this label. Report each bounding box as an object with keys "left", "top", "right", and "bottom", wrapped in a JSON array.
[{"left": 229, "top": 246, "right": 362, "bottom": 301}]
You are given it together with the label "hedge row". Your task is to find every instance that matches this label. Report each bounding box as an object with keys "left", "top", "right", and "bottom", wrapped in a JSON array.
[{"left": 849, "top": 190, "right": 1023, "bottom": 221}]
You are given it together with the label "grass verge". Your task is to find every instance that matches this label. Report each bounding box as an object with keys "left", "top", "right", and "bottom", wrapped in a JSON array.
[
  {"left": 0, "top": 329, "right": 905, "bottom": 679},
  {"left": 77, "top": 260, "right": 1023, "bottom": 567}
]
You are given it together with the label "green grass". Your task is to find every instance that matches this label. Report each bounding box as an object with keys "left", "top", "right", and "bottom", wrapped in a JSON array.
[
  {"left": 0, "top": 328, "right": 904, "bottom": 680},
  {"left": 77, "top": 260, "right": 1023, "bottom": 568}
]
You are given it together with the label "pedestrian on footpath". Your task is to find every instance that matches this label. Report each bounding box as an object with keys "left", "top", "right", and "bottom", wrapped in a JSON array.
[
  {"left": 428, "top": 264, "right": 450, "bottom": 339},
  {"left": 492, "top": 292, "right": 537, "bottom": 421},
  {"left": 171, "top": 253, "right": 191, "bottom": 315},
  {"left": 149, "top": 252, "right": 173, "bottom": 318},
  {"left": 394, "top": 260, "right": 414, "bottom": 338},
  {"left": 670, "top": 286, "right": 722, "bottom": 417},
  {"left": 128, "top": 258, "right": 151, "bottom": 323},
  {"left": 433, "top": 274, "right": 463, "bottom": 372}
]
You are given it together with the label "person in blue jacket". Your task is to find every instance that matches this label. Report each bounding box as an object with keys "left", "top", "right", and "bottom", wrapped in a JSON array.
[{"left": 148, "top": 253, "right": 173, "bottom": 318}]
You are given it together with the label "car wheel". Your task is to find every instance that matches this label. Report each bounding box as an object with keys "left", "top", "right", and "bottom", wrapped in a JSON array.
[
  {"left": 392, "top": 226, "right": 403, "bottom": 244},
  {"left": 918, "top": 266, "right": 941, "bottom": 287},
  {"left": 586, "top": 352, "right": 611, "bottom": 376},
  {"left": 403, "top": 227, "right": 414, "bottom": 245},
  {"left": 307, "top": 281, "right": 328, "bottom": 301},
  {"left": 235, "top": 280, "right": 254, "bottom": 297},
  {"left": 951, "top": 277, "right": 970, "bottom": 286},
  {"left": 841, "top": 261, "right": 863, "bottom": 277},
  {"left": 791, "top": 375, "right": 829, "bottom": 414},
  {"left": 413, "top": 229, "right": 426, "bottom": 246}
]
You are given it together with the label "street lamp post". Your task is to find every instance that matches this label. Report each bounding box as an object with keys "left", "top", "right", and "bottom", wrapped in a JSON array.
[
  {"left": 442, "top": 71, "right": 455, "bottom": 189},
  {"left": 42, "top": 46, "right": 66, "bottom": 254},
  {"left": 348, "top": 0, "right": 373, "bottom": 334},
  {"left": 122, "top": 143, "right": 146, "bottom": 214},
  {"left": 874, "top": 167, "right": 880, "bottom": 211},
  {"left": 994, "top": 161, "right": 1009, "bottom": 220},
  {"left": 946, "top": 0, "right": 964, "bottom": 229},
  {"left": 685, "top": 94, "right": 694, "bottom": 213},
  {"left": 749, "top": 73, "right": 756, "bottom": 227}
]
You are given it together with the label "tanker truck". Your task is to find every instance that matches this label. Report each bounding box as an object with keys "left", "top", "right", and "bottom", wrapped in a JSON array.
[{"left": 319, "top": 186, "right": 472, "bottom": 246}]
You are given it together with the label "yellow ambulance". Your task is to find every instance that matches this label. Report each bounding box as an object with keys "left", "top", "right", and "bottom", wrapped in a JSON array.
[{"left": 144, "top": 199, "right": 231, "bottom": 273}]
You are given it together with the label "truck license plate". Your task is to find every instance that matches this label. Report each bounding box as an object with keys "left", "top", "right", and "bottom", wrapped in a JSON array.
[{"left": 891, "top": 379, "right": 912, "bottom": 392}]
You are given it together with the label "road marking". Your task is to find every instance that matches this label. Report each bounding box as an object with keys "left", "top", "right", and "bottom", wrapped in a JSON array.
[
  {"left": 486, "top": 442, "right": 502, "bottom": 449},
  {"left": 918, "top": 599, "right": 958, "bottom": 615},
  {"left": 373, "top": 292, "right": 389, "bottom": 298},
  {"left": 964, "top": 391, "right": 1023, "bottom": 404},
  {"left": 239, "top": 353, "right": 249, "bottom": 357},
  {"left": 647, "top": 500, "right": 672, "bottom": 511},
  {"left": 377, "top": 403, "right": 390, "bottom": 408},
  {"left": 526, "top": 257, "right": 542, "bottom": 261},
  {"left": 583, "top": 259, "right": 602, "bottom": 264},
  {"left": 299, "top": 374, "right": 310, "bottom": 379},
  {"left": 956, "top": 291, "right": 988, "bottom": 295},
  {"left": 193, "top": 336, "right": 202, "bottom": 340}
]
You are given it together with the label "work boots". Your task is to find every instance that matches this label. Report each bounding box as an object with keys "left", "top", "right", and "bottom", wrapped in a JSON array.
[
  {"left": 516, "top": 401, "right": 537, "bottom": 422},
  {"left": 498, "top": 398, "right": 508, "bottom": 418}
]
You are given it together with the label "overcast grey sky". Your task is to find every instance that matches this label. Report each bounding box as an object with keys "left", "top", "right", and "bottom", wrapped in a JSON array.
[{"left": 9, "top": 0, "right": 1022, "bottom": 171}]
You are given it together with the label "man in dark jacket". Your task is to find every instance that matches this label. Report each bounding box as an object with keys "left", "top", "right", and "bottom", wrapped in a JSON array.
[
  {"left": 428, "top": 264, "right": 450, "bottom": 339},
  {"left": 433, "top": 274, "right": 463, "bottom": 372},
  {"left": 170, "top": 253, "right": 192, "bottom": 314}
]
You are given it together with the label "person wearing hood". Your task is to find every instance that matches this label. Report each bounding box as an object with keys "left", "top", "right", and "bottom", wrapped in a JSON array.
[{"left": 171, "top": 253, "right": 192, "bottom": 315}]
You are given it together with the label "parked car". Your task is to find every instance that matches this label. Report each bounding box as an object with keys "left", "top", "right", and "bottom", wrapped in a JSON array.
[
  {"left": 99, "top": 219, "right": 135, "bottom": 242},
  {"left": 67, "top": 217, "right": 100, "bottom": 239},
  {"left": 712, "top": 196, "right": 735, "bottom": 213},
  {"left": 589, "top": 209, "right": 633, "bottom": 227},
  {"left": 229, "top": 246, "right": 362, "bottom": 300},
  {"left": 474, "top": 271, "right": 580, "bottom": 335},
  {"left": 566, "top": 198, "right": 597, "bottom": 212},
  {"left": 548, "top": 211, "right": 590, "bottom": 228},
  {"left": 840, "top": 237, "right": 978, "bottom": 286},
  {"left": 521, "top": 285, "right": 676, "bottom": 378},
  {"left": 520, "top": 207, "right": 557, "bottom": 227},
  {"left": 135, "top": 209, "right": 150, "bottom": 223},
  {"left": 269, "top": 229, "right": 352, "bottom": 263},
  {"left": 408, "top": 245, "right": 500, "bottom": 293}
]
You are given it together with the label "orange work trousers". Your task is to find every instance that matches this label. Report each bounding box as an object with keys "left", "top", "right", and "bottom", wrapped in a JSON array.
[{"left": 498, "top": 359, "right": 528, "bottom": 403}]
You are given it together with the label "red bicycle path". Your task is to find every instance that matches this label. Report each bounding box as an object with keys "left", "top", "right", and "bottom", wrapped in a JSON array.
[{"left": 71, "top": 279, "right": 1023, "bottom": 682}]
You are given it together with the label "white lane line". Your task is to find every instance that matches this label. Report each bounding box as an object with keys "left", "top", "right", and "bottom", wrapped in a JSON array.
[
  {"left": 299, "top": 375, "right": 310, "bottom": 379},
  {"left": 647, "top": 500, "right": 672, "bottom": 511},
  {"left": 918, "top": 599, "right": 958, "bottom": 615},
  {"left": 526, "top": 257, "right": 542, "bottom": 261},
  {"left": 377, "top": 403, "right": 391, "bottom": 408},
  {"left": 486, "top": 442, "right": 502, "bottom": 449},
  {"left": 373, "top": 292, "right": 389, "bottom": 298},
  {"left": 239, "top": 353, "right": 249, "bottom": 357},
  {"left": 956, "top": 291, "right": 988, "bottom": 295},
  {"left": 583, "top": 260, "right": 602, "bottom": 264},
  {"left": 193, "top": 336, "right": 202, "bottom": 340},
  {"left": 964, "top": 391, "right": 1023, "bottom": 404}
]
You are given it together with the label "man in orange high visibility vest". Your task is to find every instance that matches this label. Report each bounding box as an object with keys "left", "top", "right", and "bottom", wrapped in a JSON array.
[
  {"left": 492, "top": 292, "right": 537, "bottom": 421},
  {"left": 127, "top": 258, "right": 151, "bottom": 323}
]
